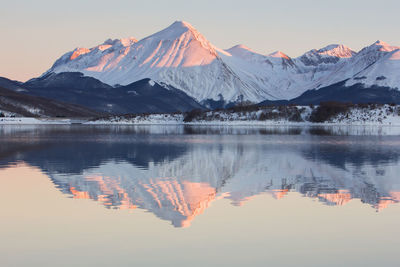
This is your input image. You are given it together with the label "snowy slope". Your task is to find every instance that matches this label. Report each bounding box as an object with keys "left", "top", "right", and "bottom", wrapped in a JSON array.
[
  {"left": 220, "top": 43, "right": 357, "bottom": 100},
  {"left": 307, "top": 41, "right": 400, "bottom": 90},
  {"left": 44, "top": 21, "right": 400, "bottom": 103},
  {"left": 345, "top": 41, "right": 400, "bottom": 88}
]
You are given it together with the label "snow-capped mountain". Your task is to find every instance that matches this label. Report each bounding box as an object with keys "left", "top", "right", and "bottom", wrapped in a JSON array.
[
  {"left": 43, "top": 21, "right": 400, "bottom": 103},
  {"left": 345, "top": 41, "right": 400, "bottom": 88},
  {"left": 47, "top": 21, "right": 254, "bottom": 102}
]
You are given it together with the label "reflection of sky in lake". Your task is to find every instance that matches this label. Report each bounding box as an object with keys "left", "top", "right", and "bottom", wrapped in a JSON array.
[{"left": 1, "top": 125, "right": 400, "bottom": 266}]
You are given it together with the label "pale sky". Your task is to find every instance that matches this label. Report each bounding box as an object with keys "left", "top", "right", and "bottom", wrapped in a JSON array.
[{"left": 1, "top": 0, "right": 399, "bottom": 81}]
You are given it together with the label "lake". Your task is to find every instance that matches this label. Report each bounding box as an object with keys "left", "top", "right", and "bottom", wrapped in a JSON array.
[{"left": 1, "top": 125, "right": 400, "bottom": 267}]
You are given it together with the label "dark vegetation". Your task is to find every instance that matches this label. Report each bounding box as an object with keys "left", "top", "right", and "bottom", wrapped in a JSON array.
[
  {"left": 183, "top": 103, "right": 307, "bottom": 122},
  {"left": 183, "top": 101, "right": 398, "bottom": 123},
  {"left": 183, "top": 109, "right": 204, "bottom": 122},
  {"left": 309, "top": 102, "right": 353, "bottom": 122},
  {"left": 0, "top": 86, "right": 102, "bottom": 117},
  {"left": 309, "top": 102, "right": 396, "bottom": 122},
  {"left": 0, "top": 73, "right": 203, "bottom": 115},
  {"left": 22, "top": 73, "right": 203, "bottom": 114}
]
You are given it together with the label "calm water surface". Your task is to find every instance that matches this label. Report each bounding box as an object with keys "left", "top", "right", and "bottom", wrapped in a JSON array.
[{"left": 1, "top": 125, "right": 400, "bottom": 266}]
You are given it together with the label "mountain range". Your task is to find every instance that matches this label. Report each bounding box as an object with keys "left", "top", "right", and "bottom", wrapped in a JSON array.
[{"left": 1, "top": 21, "right": 400, "bottom": 115}]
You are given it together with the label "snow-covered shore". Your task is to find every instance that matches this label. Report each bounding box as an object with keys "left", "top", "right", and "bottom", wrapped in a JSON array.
[
  {"left": 2, "top": 104, "right": 400, "bottom": 126},
  {"left": 87, "top": 104, "right": 400, "bottom": 126},
  {"left": 0, "top": 117, "right": 80, "bottom": 125}
]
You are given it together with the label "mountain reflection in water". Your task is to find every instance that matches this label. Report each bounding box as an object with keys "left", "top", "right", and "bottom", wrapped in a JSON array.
[{"left": 1, "top": 125, "right": 400, "bottom": 228}]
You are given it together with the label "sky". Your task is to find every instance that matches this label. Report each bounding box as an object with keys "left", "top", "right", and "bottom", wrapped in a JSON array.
[{"left": 1, "top": 0, "right": 400, "bottom": 81}]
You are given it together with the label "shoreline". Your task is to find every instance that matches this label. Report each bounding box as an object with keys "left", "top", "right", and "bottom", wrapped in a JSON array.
[{"left": 2, "top": 117, "right": 400, "bottom": 127}]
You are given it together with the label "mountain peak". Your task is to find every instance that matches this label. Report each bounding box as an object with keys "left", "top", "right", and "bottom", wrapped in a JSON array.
[
  {"left": 230, "top": 44, "right": 253, "bottom": 50},
  {"left": 142, "top": 20, "right": 217, "bottom": 53},
  {"left": 225, "top": 44, "right": 256, "bottom": 54},
  {"left": 318, "top": 44, "right": 343, "bottom": 51},
  {"left": 374, "top": 40, "right": 389, "bottom": 46},
  {"left": 151, "top": 20, "right": 199, "bottom": 39},
  {"left": 299, "top": 44, "right": 355, "bottom": 66},
  {"left": 170, "top": 20, "right": 195, "bottom": 29},
  {"left": 268, "top": 51, "right": 290, "bottom": 59},
  {"left": 361, "top": 40, "right": 400, "bottom": 53},
  {"left": 316, "top": 44, "right": 355, "bottom": 58}
]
